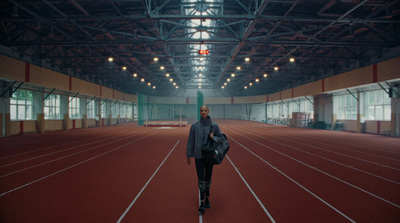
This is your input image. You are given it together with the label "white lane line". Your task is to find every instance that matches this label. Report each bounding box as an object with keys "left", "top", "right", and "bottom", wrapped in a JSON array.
[
  {"left": 227, "top": 155, "right": 276, "bottom": 223},
  {"left": 229, "top": 131, "right": 400, "bottom": 209},
  {"left": 0, "top": 127, "right": 129, "bottom": 160},
  {"left": 0, "top": 132, "right": 158, "bottom": 197},
  {"left": 199, "top": 189, "right": 203, "bottom": 223},
  {"left": 0, "top": 134, "right": 103, "bottom": 160},
  {"left": 116, "top": 140, "right": 180, "bottom": 223},
  {"left": 246, "top": 127, "right": 400, "bottom": 171},
  {"left": 0, "top": 131, "right": 135, "bottom": 168},
  {"left": 0, "top": 132, "right": 147, "bottom": 177},
  {"left": 236, "top": 128, "right": 400, "bottom": 184},
  {"left": 228, "top": 136, "right": 357, "bottom": 223}
]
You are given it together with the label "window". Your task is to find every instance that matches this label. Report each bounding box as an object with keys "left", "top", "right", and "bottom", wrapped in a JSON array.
[
  {"left": 100, "top": 101, "right": 107, "bottom": 118},
  {"left": 120, "top": 103, "right": 127, "bottom": 119},
  {"left": 127, "top": 104, "right": 133, "bottom": 119},
  {"left": 10, "top": 89, "right": 33, "bottom": 120},
  {"left": 69, "top": 97, "right": 81, "bottom": 119},
  {"left": 338, "top": 94, "right": 358, "bottom": 120},
  {"left": 365, "top": 90, "right": 391, "bottom": 121},
  {"left": 112, "top": 102, "right": 119, "bottom": 118},
  {"left": 87, "top": 99, "right": 96, "bottom": 119},
  {"left": 44, "top": 94, "right": 61, "bottom": 119}
]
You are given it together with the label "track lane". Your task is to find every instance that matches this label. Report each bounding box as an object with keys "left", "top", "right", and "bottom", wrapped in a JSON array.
[
  {"left": 0, "top": 127, "right": 179, "bottom": 222},
  {"left": 223, "top": 128, "right": 354, "bottom": 223},
  {"left": 231, "top": 126, "right": 400, "bottom": 199},
  {"left": 224, "top": 125, "right": 400, "bottom": 222}
]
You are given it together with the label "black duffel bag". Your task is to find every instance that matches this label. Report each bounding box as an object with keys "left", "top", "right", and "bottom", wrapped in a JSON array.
[{"left": 201, "top": 127, "right": 230, "bottom": 165}]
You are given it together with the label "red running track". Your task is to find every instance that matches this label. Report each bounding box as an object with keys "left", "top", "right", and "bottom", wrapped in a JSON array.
[{"left": 0, "top": 120, "right": 399, "bottom": 222}]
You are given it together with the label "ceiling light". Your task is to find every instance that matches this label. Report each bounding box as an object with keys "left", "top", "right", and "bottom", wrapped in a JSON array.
[
  {"left": 221, "top": 86, "right": 225, "bottom": 89},
  {"left": 108, "top": 57, "right": 113, "bottom": 62},
  {"left": 160, "top": 66, "right": 165, "bottom": 70},
  {"left": 244, "top": 86, "right": 247, "bottom": 89},
  {"left": 176, "top": 86, "right": 179, "bottom": 89},
  {"left": 169, "top": 78, "right": 173, "bottom": 82},
  {"left": 224, "top": 82, "right": 227, "bottom": 86},
  {"left": 290, "top": 58, "right": 295, "bottom": 62},
  {"left": 199, "top": 73, "right": 203, "bottom": 76},
  {"left": 122, "top": 66, "right": 127, "bottom": 70},
  {"left": 147, "top": 82, "right": 151, "bottom": 86},
  {"left": 255, "top": 78, "right": 259, "bottom": 82},
  {"left": 173, "top": 82, "right": 176, "bottom": 86},
  {"left": 133, "top": 73, "right": 137, "bottom": 77},
  {"left": 166, "top": 73, "right": 170, "bottom": 77},
  {"left": 249, "top": 83, "right": 253, "bottom": 86},
  {"left": 263, "top": 73, "right": 268, "bottom": 77},
  {"left": 236, "top": 66, "right": 241, "bottom": 70},
  {"left": 199, "top": 86, "right": 202, "bottom": 89},
  {"left": 227, "top": 78, "right": 231, "bottom": 82},
  {"left": 153, "top": 86, "right": 156, "bottom": 89},
  {"left": 154, "top": 57, "right": 159, "bottom": 62},
  {"left": 141, "top": 78, "right": 145, "bottom": 82},
  {"left": 231, "top": 73, "right": 235, "bottom": 77},
  {"left": 245, "top": 57, "right": 250, "bottom": 62},
  {"left": 274, "top": 66, "right": 279, "bottom": 71}
]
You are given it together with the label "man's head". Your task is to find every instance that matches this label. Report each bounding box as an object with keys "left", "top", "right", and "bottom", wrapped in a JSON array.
[{"left": 200, "top": 105, "right": 209, "bottom": 119}]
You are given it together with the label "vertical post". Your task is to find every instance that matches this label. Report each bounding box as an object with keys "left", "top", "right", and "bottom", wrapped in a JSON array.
[{"left": 197, "top": 91, "right": 204, "bottom": 120}]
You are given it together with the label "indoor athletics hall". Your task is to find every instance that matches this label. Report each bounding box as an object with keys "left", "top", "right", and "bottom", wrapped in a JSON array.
[{"left": 0, "top": 1, "right": 399, "bottom": 222}]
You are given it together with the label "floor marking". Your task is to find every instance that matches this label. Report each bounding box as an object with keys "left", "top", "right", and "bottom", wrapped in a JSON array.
[
  {"left": 116, "top": 140, "right": 180, "bottom": 223},
  {"left": 0, "top": 134, "right": 108, "bottom": 160},
  {"left": 227, "top": 136, "right": 357, "bottom": 223},
  {"left": 199, "top": 189, "right": 203, "bottom": 223},
  {"left": 226, "top": 155, "right": 276, "bottom": 223},
  {"left": 229, "top": 131, "right": 400, "bottom": 209},
  {"left": 0, "top": 131, "right": 137, "bottom": 168},
  {"left": 246, "top": 127, "right": 400, "bottom": 171},
  {"left": 0, "top": 132, "right": 158, "bottom": 197},
  {"left": 0, "top": 125, "right": 140, "bottom": 160},
  {"left": 237, "top": 128, "right": 400, "bottom": 184},
  {"left": 0, "top": 132, "right": 147, "bottom": 177}
]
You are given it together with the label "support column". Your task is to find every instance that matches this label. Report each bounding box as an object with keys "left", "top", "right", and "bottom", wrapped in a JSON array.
[
  {"left": 391, "top": 97, "right": 400, "bottom": 137},
  {"left": 60, "top": 95, "right": 69, "bottom": 130},
  {"left": 37, "top": 113, "right": 45, "bottom": 133},
  {"left": 0, "top": 113, "right": 3, "bottom": 137},
  {"left": 82, "top": 114, "right": 87, "bottom": 128},
  {"left": 356, "top": 92, "right": 361, "bottom": 133}
]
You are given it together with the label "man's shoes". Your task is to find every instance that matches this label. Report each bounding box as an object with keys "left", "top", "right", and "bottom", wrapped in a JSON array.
[
  {"left": 198, "top": 202, "right": 205, "bottom": 214},
  {"left": 205, "top": 198, "right": 210, "bottom": 208}
]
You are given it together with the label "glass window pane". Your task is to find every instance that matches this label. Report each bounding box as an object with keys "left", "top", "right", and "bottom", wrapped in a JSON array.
[
  {"left": 10, "top": 105, "right": 17, "bottom": 120},
  {"left": 384, "top": 105, "right": 391, "bottom": 120},
  {"left": 18, "top": 105, "right": 26, "bottom": 119},
  {"left": 375, "top": 106, "right": 383, "bottom": 120}
]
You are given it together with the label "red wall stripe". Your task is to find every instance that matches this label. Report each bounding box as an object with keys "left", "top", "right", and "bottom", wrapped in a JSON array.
[
  {"left": 20, "top": 121, "right": 24, "bottom": 134},
  {"left": 322, "top": 79, "right": 325, "bottom": 92},
  {"left": 113, "top": 90, "right": 115, "bottom": 99},
  {"left": 231, "top": 97, "right": 234, "bottom": 104},
  {"left": 72, "top": 120, "right": 76, "bottom": 129},
  {"left": 279, "top": 92, "right": 281, "bottom": 100},
  {"left": 69, "top": 76, "right": 72, "bottom": 91},
  {"left": 266, "top": 95, "right": 269, "bottom": 102},
  {"left": 292, "top": 88, "right": 294, "bottom": 98},
  {"left": 25, "top": 63, "right": 30, "bottom": 82},
  {"left": 100, "top": 86, "right": 102, "bottom": 97},
  {"left": 373, "top": 64, "right": 378, "bottom": 83}
]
